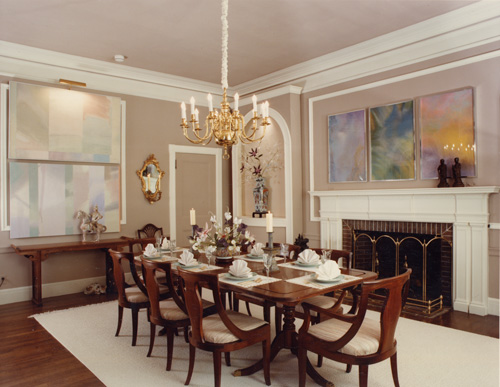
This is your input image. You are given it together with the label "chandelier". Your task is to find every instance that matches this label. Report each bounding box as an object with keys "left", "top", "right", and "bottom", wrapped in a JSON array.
[{"left": 180, "top": 0, "right": 270, "bottom": 160}]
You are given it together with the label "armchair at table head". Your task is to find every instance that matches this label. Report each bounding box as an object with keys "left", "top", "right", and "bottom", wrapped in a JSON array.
[
  {"left": 137, "top": 223, "right": 164, "bottom": 239},
  {"left": 297, "top": 269, "right": 412, "bottom": 387},
  {"left": 178, "top": 269, "right": 271, "bottom": 387}
]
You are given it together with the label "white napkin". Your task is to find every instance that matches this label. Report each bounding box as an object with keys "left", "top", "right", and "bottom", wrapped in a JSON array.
[
  {"left": 161, "top": 238, "right": 170, "bottom": 249},
  {"left": 316, "top": 260, "right": 341, "bottom": 281},
  {"left": 144, "top": 243, "right": 158, "bottom": 257},
  {"left": 229, "top": 259, "right": 252, "bottom": 278},
  {"left": 250, "top": 242, "right": 264, "bottom": 256},
  {"left": 178, "top": 250, "right": 197, "bottom": 266},
  {"left": 297, "top": 249, "right": 320, "bottom": 264}
]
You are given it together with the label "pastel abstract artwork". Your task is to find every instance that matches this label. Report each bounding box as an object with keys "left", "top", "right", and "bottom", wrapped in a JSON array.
[
  {"left": 370, "top": 101, "right": 415, "bottom": 181},
  {"left": 9, "top": 162, "right": 120, "bottom": 238},
  {"left": 328, "top": 109, "right": 367, "bottom": 182},
  {"left": 419, "top": 88, "right": 475, "bottom": 179},
  {"left": 9, "top": 82, "right": 121, "bottom": 163}
]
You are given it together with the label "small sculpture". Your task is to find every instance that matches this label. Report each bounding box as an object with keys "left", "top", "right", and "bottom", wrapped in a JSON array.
[
  {"left": 294, "top": 234, "right": 309, "bottom": 253},
  {"left": 77, "top": 205, "right": 107, "bottom": 242},
  {"left": 437, "top": 159, "right": 449, "bottom": 188},
  {"left": 452, "top": 157, "right": 464, "bottom": 187}
]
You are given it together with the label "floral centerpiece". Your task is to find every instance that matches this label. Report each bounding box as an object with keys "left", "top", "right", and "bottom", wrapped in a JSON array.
[{"left": 190, "top": 211, "right": 255, "bottom": 257}]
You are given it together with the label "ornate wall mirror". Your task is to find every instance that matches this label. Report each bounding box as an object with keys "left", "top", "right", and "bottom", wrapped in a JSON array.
[{"left": 136, "top": 154, "right": 165, "bottom": 204}]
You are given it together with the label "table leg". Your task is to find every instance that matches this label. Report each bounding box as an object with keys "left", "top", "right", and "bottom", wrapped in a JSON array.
[
  {"left": 28, "top": 252, "right": 43, "bottom": 306},
  {"left": 104, "top": 248, "right": 116, "bottom": 293}
]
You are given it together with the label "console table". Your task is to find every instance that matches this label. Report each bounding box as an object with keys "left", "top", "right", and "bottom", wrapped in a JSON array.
[{"left": 11, "top": 237, "right": 139, "bottom": 305}]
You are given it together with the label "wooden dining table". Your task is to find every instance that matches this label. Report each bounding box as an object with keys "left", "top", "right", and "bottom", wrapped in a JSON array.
[{"left": 144, "top": 249, "right": 378, "bottom": 385}]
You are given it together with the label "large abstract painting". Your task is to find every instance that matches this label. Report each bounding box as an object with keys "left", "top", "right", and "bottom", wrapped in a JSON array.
[
  {"left": 328, "top": 109, "right": 367, "bottom": 182},
  {"left": 419, "top": 88, "right": 475, "bottom": 179},
  {"left": 9, "top": 82, "right": 121, "bottom": 163},
  {"left": 9, "top": 163, "right": 120, "bottom": 238},
  {"left": 370, "top": 101, "right": 415, "bottom": 181}
]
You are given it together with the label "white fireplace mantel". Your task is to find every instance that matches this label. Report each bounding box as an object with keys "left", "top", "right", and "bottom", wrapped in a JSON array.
[{"left": 311, "top": 186, "right": 500, "bottom": 316}]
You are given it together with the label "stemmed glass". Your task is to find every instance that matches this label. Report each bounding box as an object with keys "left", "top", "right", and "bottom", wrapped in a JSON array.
[
  {"left": 280, "top": 243, "right": 289, "bottom": 263},
  {"left": 156, "top": 235, "right": 163, "bottom": 251},
  {"left": 321, "top": 250, "right": 331, "bottom": 264},
  {"left": 263, "top": 254, "right": 273, "bottom": 277},
  {"left": 205, "top": 247, "right": 214, "bottom": 266},
  {"left": 169, "top": 239, "right": 176, "bottom": 258}
]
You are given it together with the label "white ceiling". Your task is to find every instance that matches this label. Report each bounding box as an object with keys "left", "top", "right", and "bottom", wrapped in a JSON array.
[{"left": 0, "top": 0, "right": 480, "bottom": 87}]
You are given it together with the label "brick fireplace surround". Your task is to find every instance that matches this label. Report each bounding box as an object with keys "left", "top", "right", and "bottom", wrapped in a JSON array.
[{"left": 311, "top": 187, "right": 499, "bottom": 316}]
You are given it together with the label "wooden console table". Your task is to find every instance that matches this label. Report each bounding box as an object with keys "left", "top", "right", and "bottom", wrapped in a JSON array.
[{"left": 11, "top": 237, "right": 137, "bottom": 306}]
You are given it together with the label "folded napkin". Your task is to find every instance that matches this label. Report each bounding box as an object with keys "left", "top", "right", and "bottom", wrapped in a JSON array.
[
  {"left": 178, "top": 250, "right": 197, "bottom": 266},
  {"left": 316, "top": 260, "right": 341, "bottom": 281},
  {"left": 298, "top": 249, "right": 320, "bottom": 264},
  {"left": 229, "top": 259, "right": 252, "bottom": 278},
  {"left": 161, "top": 238, "right": 170, "bottom": 249},
  {"left": 250, "top": 242, "right": 264, "bottom": 256},
  {"left": 144, "top": 243, "right": 158, "bottom": 257}
]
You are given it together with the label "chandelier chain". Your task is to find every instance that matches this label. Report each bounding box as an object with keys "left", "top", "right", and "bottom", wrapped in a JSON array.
[{"left": 221, "top": 0, "right": 229, "bottom": 89}]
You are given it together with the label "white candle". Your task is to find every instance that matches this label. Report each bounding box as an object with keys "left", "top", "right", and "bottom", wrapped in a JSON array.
[
  {"left": 181, "top": 102, "right": 187, "bottom": 119},
  {"left": 265, "top": 101, "right": 270, "bottom": 117},
  {"left": 147, "top": 174, "right": 151, "bottom": 191},
  {"left": 234, "top": 93, "right": 239, "bottom": 111},
  {"left": 266, "top": 211, "right": 273, "bottom": 232},
  {"left": 195, "top": 108, "right": 199, "bottom": 122},
  {"left": 252, "top": 95, "right": 257, "bottom": 112},
  {"left": 190, "top": 96, "right": 195, "bottom": 115},
  {"left": 260, "top": 103, "right": 265, "bottom": 117},
  {"left": 190, "top": 208, "right": 196, "bottom": 225},
  {"left": 207, "top": 93, "right": 213, "bottom": 112}
]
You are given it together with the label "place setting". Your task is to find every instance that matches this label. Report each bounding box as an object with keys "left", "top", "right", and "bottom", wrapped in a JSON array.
[
  {"left": 140, "top": 243, "right": 176, "bottom": 262},
  {"left": 174, "top": 250, "right": 221, "bottom": 272},
  {"left": 286, "top": 260, "right": 359, "bottom": 289},
  {"left": 219, "top": 259, "right": 281, "bottom": 288},
  {"left": 278, "top": 248, "right": 321, "bottom": 271}
]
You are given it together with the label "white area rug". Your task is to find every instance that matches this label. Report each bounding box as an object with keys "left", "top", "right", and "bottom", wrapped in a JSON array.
[{"left": 33, "top": 301, "right": 499, "bottom": 387}]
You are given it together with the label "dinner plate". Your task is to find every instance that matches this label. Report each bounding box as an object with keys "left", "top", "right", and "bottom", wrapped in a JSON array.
[
  {"left": 246, "top": 254, "right": 263, "bottom": 260},
  {"left": 312, "top": 274, "right": 344, "bottom": 283},
  {"left": 143, "top": 254, "right": 162, "bottom": 259},
  {"left": 224, "top": 272, "right": 257, "bottom": 281},
  {"left": 296, "top": 261, "right": 320, "bottom": 267},
  {"left": 215, "top": 255, "right": 233, "bottom": 260},
  {"left": 177, "top": 262, "right": 200, "bottom": 268}
]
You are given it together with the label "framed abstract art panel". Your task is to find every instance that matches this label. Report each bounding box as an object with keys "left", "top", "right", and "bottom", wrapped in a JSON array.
[
  {"left": 369, "top": 100, "right": 415, "bottom": 181},
  {"left": 419, "top": 88, "right": 476, "bottom": 179},
  {"left": 328, "top": 109, "right": 367, "bottom": 182}
]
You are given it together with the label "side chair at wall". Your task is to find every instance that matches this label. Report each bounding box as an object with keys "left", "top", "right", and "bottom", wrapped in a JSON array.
[
  {"left": 178, "top": 269, "right": 271, "bottom": 387},
  {"left": 137, "top": 223, "right": 164, "bottom": 239},
  {"left": 297, "top": 269, "right": 412, "bottom": 387}
]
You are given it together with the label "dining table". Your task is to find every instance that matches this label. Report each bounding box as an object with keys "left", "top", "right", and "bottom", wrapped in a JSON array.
[{"left": 140, "top": 248, "right": 378, "bottom": 385}]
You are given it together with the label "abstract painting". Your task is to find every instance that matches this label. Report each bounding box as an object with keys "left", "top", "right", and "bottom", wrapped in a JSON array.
[
  {"left": 9, "top": 162, "right": 120, "bottom": 238},
  {"left": 9, "top": 82, "right": 121, "bottom": 163},
  {"left": 370, "top": 101, "right": 415, "bottom": 181},
  {"left": 419, "top": 88, "right": 475, "bottom": 179},
  {"left": 328, "top": 109, "right": 367, "bottom": 182}
]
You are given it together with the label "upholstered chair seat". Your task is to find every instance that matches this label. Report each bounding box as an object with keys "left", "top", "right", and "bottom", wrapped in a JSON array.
[{"left": 202, "top": 310, "right": 269, "bottom": 344}]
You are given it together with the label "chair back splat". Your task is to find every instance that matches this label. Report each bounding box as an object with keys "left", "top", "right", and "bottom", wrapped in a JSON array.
[{"left": 137, "top": 223, "right": 163, "bottom": 239}]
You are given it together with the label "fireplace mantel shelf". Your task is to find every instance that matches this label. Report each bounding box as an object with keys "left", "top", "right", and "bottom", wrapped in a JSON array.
[{"left": 310, "top": 186, "right": 499, "bottom": 197}]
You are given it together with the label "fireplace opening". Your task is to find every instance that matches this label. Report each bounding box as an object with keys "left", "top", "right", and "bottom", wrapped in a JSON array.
[{"left": 343, "top": 220, "right": 453, "bottom": 315}]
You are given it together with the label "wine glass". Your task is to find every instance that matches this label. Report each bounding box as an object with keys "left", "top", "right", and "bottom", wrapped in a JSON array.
[
  {"left": 321, "top": 250, "right": 331, "bottom": 264},
  {"left": 169, "top": 239, "right": 177, "bottom": 258},
  {"left": 280, "top": 243, "right": 289, "bottom": 263},
  {"left": 206, "top": 249, "right": 213, "bottom": 266},
  {"left": 263, "top": 254, "right": 273, "bottom": 277},
  {"left": 156, "top": 235, "right": 163, "bottom": 251}
]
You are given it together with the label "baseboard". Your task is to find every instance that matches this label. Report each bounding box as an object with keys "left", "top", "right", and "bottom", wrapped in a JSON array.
[
  {"left": 488, "top": 297, "right": 499, "bottom": 316},
  {"left": 0, "top": 275, "right": 108, "bottom": 305}
]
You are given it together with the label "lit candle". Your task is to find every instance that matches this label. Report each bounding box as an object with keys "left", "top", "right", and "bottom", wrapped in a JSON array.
[
  {"left": 266, "top": 211, "right": 273, "bottom": 232},
  {"left": 207, "top": 93, "right": 213, "bottom": 112},
  {"left": 181, "top": 102, "right": 187, "bottom": 119},
  {"left": 234, "top": 93, "right": 239, "bottom": 111},
  {"left": 190, "top": 96, "right": 195, "bottom": 115},
  {"left": 190, "top": 208, "right": 196, "bottom": 225},
  {"left": 252, "top": 95, "right": 257, "bottom": 113}
]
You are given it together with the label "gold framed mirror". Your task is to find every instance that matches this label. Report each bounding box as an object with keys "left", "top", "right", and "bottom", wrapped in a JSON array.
[{"left": 136, "top": 154, "right": 165, "bottom": 204}]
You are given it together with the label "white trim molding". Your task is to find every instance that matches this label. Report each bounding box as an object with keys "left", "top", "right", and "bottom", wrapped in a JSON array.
[
  {"left": 120, "top": 100, "right": 127, "bottom": 225},
  {"left": 0, "top": 83, "right": 8, "bottom": 231},
  {"left": 168, "top": 145, "right": 223, "bottom": 242},
  {"left": 311, "top": 186, "right": 500, "bottom": 316}
]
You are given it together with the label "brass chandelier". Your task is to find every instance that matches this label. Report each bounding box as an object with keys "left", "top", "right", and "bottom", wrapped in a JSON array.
[{"left": 180, "top": 0, "right": 270, "bottom": 160}]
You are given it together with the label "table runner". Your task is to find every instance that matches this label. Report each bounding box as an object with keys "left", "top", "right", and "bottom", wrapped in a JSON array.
[
  {"left": 285, "top": 274, "right": 360, "bottom": 289},
  {"left": 218, "top": 273, "right": 282, "bottom": 288}
]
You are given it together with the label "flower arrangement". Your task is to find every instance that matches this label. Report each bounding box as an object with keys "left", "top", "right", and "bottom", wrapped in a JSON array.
[
  {"left": 240, "top": 143, "right": 282, "bottom": 182},
  {"left": 190, "top": 211, "right": 255, "bottom": 256}
]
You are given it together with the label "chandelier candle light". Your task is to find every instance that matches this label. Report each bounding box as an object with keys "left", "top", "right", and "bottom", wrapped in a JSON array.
[{"left": 180, "top": 0, "right": 270, "bottom": 160}]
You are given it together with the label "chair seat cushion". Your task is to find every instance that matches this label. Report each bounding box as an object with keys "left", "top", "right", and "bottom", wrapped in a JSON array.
[
  {"left": 202, "top": 310, "right": 268, "bottom": 344},
  {"left": 159, "top": 298, "right": 213, "bottom": 321},
  {"left": 295, "top": 295, "right": 343, "bottom": 317},
  {"left": 125, "top": 286, "right": 148, "bottom": 303},
  {"left": 308, "top": 316, "right": 381, "bottom": 356}
]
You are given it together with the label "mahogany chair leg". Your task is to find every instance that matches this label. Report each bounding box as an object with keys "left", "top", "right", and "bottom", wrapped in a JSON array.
[
  {"left": 298, "top": 346, "right": 307, "bottom": 387},
  {"left": 213, "top": 351, "right": 222, "bottom": 387},
  {"left": 359, "top": 364, "right": 369, "bottom": 387},
  {"left": 346, "top": 364, "right": 352, "bottom": 373},
  {"left": 115, "top": 305, "right": 124, "bottom": 336},
  {"left": 147, "top": 323, "right": 156, "bottom": 357},
  {"left": 233, "top": 297, "right": 240, "bottom": 312},
  {"left": 390, "top": 353, "right": 400, "bottom": 387},
  {"left": 263, "top": 339, "right": 271, "bottom": 386},
  {"left": 224, "top": 352, "right": 231, "bottom": 366},
  {"left": 131, "top": 307, "right": 139, "bottom": 346},
  {"left": 166, "top": 328, "right": 175, "bottom": 371},
  {"left": 317, "top": 354, "right": 323, "bottom": 367},
  {"left": 185, "top": 344, "right": 196, "bottom": 385},
  {"left": 183, "top": 326, "right": 189, "bottom": 343}
]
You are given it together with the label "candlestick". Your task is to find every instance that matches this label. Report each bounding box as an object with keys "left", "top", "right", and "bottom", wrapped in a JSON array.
[
  {"left": 190, "top": 208, "right": 196, "bottom": 225},
  {"left": 266, "top": 211, "right": 273, "bottom": 232},
  {"left": 267, "top": 231, "right": 273, "bottom": 249}
]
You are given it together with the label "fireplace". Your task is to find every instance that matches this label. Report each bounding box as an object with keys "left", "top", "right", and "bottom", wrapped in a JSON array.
[
  {"left": 343, "top": 220, "right": 453, "bottom": 315},
  {"left": 311, "top": 187, "right": 499, "bottom": 316}
]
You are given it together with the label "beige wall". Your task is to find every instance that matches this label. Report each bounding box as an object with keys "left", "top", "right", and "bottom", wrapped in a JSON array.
[
  {"left": 301, "top": 57, "right": 500, "bottom": 299},
  {"left": 0, "top": 79, "right": 230, "bottom": 294}
]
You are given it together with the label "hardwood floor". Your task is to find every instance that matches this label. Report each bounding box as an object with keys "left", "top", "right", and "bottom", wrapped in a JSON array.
[{"left": 0, "top": 293, "right": 498, "bottom": 386}]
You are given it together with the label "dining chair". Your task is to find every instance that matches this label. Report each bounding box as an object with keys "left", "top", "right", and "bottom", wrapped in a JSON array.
[
  {"left": 109, "top": 249, "right": 169, "bottom": 346},
  {"left": 137, "top": 223, "right": 164, "bottom": 239},
  {"left": 297, "top": 269, "right": 412, "bottom": 387},
  {"left": 178, "top": 269, "right": 271, "bottom": 387},
  {"left": 141, "top": 258, "right": 216, "bottom": 371}
]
